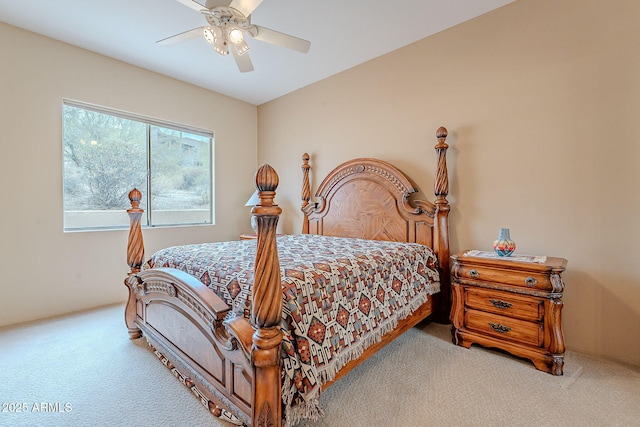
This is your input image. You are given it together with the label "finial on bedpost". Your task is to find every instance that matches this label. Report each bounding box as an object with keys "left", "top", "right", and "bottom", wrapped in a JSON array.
[
  {"left": 433, "top": 127, "right": 451, "bottom": 324},
  {"left": 434, "top": 127, "right": 449, "bottom": 200},
  {"left": 251, "top": 164, "right": 283, "bottom": 427},
  {"left": 301, "top": 153, "right": 311, "bottom": 234}
]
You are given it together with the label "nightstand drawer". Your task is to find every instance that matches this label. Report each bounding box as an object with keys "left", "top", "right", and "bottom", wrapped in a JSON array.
[
  {"left": 465, "top": 287, "right": 543, "bottom": 322},
  {"left": 465, "top": 309, "right": 543, "bottom": 347},
  {"left": 456, "top": 264, "right": 552, "bottom": 291}
]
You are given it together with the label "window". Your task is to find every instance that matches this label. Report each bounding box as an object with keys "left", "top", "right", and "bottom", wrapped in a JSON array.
[{"left": 62, "top": 100, "right": 214, "bottom": 231}]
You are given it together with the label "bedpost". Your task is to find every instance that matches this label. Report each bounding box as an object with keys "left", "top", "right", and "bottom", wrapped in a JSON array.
[
  {"left": 434, "top": 127, "right": 451, "bottom": 324},
  {"left": 251, "top": 164, "right": 283, "bottom": 427},
  {"left": 301, "top": 152, "right": 311, "bottom": 234},
  {"left": 125, "top": 188, "right": 144, "bottom": 339}
]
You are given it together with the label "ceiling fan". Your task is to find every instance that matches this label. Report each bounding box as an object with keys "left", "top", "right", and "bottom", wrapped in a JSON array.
[{"left": 158, "top": 0, "right": 311, "bottom": 72}]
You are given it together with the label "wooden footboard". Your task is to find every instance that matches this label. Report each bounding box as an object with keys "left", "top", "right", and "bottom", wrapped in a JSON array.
[
  {"left": 124, "top": 165, "right": 284, "bottom": 426},
  {"left": 125, "top": 268, "right": 254, "bottom": 424}
]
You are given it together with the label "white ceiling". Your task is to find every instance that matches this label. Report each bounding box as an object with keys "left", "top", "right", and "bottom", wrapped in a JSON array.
[{"left": 0, "top": 0, "right": 516, "bottom": 105}]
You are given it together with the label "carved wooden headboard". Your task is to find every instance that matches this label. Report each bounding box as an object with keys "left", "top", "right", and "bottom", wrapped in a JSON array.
[
  {"left": 301, "top": 157, "right": 437, "bottom": 246},
  {"left": 300, "top": 127, "right": 451, "bottom": 320}
]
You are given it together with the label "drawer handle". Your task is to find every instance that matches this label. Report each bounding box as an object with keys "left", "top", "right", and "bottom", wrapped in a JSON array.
[
  {"left": 489, "top": 299, "right": 512, "bottom": 309},
  {"left": 489, "top": 323, "right": 512, "bottom": 333},
  {"left": 525, "top": 276, "right": 538, "bottom": 287},
  {"left": 469, "top": 269, "right": 479, "bottom": 278}
]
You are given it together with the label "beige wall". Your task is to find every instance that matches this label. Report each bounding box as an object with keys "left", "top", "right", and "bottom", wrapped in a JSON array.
[
  {"left": 258, "top": 0, "right": 640, "bottom": 367},
  {"left": 0, "top": 23, "right": 257, "bottom": 326}
]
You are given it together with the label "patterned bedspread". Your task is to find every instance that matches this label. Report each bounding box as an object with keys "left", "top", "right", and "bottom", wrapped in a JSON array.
[{"left": 145, "top": 234, "right": 440, "bottom": 425}]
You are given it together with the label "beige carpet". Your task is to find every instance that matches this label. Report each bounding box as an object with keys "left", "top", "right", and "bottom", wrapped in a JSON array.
[{"left": 1, "top": 304, "right": 638, "bottom": 427}]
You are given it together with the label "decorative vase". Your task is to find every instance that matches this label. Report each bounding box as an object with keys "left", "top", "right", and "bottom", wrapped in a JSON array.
[{"left": 493, "top": 228, "right": 516, "bottom": 256}]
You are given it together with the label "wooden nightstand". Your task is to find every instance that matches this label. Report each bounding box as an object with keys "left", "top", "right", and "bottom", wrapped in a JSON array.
[{"left": 450, "top": 250, "right": 568, "bottom": 375}]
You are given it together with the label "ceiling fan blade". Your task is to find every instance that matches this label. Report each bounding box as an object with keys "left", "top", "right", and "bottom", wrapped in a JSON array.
[
  {"left": 229, "top": 0, "right": 263, "bottom": 17},
  {"left": 174, "top": 0, "right": 207, "bottom": 12},
  {"left": 157, "top": 27, "right": 205, "bottom": 46},
  {"left": 250, "top": 25, "right": 310, "bottom": 53},
  {"left": 231, "top": 48, "right": 254, "bottom": 73}
]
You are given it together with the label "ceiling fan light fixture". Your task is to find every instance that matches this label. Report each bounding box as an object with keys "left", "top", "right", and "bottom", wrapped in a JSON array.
[
  {"left": 229, "top": 28, "right": 250, "bottom": 55},
  {"left": 214, "top": 38, "right": 228, "bottom": 55},
  {"left": 228, "top": 28, "right": 244, "bottom": 44},
  {"left": 205, "top": 26, "right": 227, "bottom": 55},
  {"left": 203, "top": 27, "right": 215, "bottom": 44}
]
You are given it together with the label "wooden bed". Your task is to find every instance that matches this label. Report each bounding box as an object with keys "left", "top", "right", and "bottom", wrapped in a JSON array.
[{"left": 124, "top": 126, "right": 451, "bottom": 426}]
